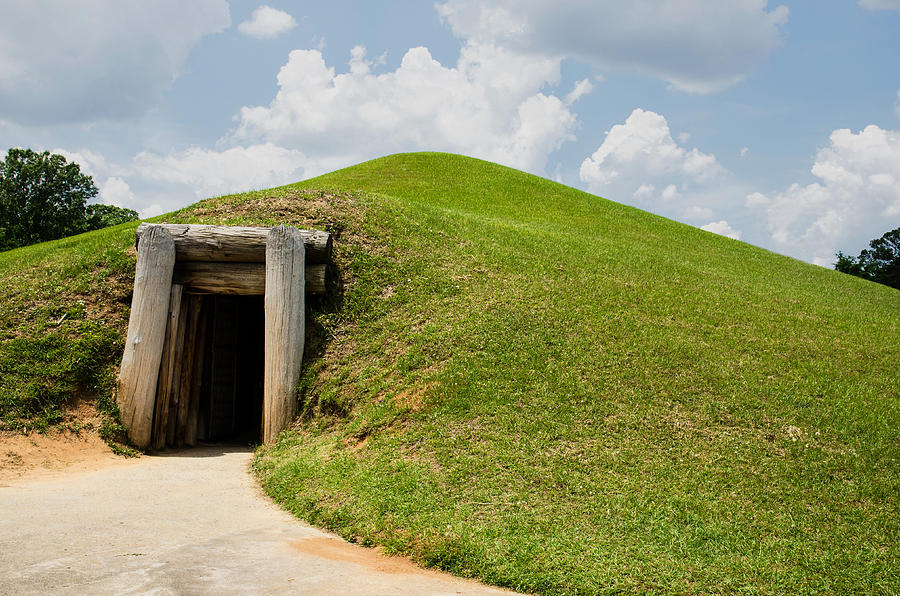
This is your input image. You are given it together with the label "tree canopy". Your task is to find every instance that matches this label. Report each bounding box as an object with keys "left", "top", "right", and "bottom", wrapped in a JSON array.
[
  {"left": 0, "top": 148, "right": 138, "bottom": 251},
  {"left": 85, "top": 203, "right": 139, "bottom": 230},
  {"left": 835, "top": 227, "right": 900, "bottom": 290}
]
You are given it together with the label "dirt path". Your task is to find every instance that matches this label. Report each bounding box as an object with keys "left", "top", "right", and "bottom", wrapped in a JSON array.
[{"left": 0, "top": 445, "right": 518, "bottom": 595}]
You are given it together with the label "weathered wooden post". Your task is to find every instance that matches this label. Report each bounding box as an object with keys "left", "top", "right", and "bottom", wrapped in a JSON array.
[
  {"left": 183, "top": 295, "right": 208, "bottom": 447},
  {"left": 117, "top": 225, "right": 175, "bottom": 448},
  {"left": 263, "top": 225, "right": 305, "bottom": 444},
  {"left": 150, "top": 283, "right": 184, "bottom": 451}
]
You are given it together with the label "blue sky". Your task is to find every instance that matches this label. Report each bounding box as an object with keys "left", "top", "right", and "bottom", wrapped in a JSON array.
[{"left": 1, "top": 1, "right": 898, "bottom": 265}]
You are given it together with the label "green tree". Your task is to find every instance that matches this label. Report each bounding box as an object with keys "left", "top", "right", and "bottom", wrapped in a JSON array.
[
  {"left": 0, "top": 148, "right": 98, "bottom": 250},
  {"left": 835, "top": 227, "right": 900, "bottom": 290},
  {"left": 84, "top": 204, "right": 139, "bottom": 231}
]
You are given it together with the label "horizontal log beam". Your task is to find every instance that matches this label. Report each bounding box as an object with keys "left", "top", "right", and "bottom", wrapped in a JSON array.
[
  {"left": 136, "top": 223, "right": 332, "bottom": 264},
  {"left": 173, "top": 262, "right": 326, "bottom": 295}
]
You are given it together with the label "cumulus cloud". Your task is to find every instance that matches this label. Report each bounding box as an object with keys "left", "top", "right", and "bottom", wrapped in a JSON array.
[
  {"left": 701, "top": 220, "right": 742, "bottom": 240},
  {"left": 435, "top": 0, "right": 789, "bottom": 93},
  {"left": 0, "top": 1, "right": 230, "bottom": 124},
  {"left": 132, "top": 143, "right": 309, "bottom": 199},
  {"left": 858, "top": 0, "right": 900, "bottom": 12},
  {"left": 575, "top": 108, "right": 757, "bottom": 243},
  {"left": 233, "top": 43, "right": 584, "bottom": 175},
  {"left": 50, "top": 148, "right": 114, "bottom": 181},
  {"left": 747, "top": 124, "right": 900, "bottom": 265},
  {"left": 50, "top": 144, "right": 308, "bottom": 214},
  {"left": 99, "top": 177, "right": 137, "bottom": 208},
  {"left": 565, "top": 79, "right": 594, "bottom": 105},
  {"left": 633, "top": 184, "right": 656, "bottom": 200},
  {"left": 661, "top": 184, "right": 681, "bottom": 200},
  {"left": 580, "top": 108, "right": 722, "bottom": 192},
  {"left": 238, "top": 5, "right": 298, "bottom": 39},
  {"left": 684, "top": 206, "right": 715, "bottom": 221},
  {"left": 51, "top": 148, "right": 136, "bottom": 207}
]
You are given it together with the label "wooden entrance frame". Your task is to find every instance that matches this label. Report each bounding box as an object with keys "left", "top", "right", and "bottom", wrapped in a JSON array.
[{"left": 116, "top": 223, "right": 332, "bottom": 449}]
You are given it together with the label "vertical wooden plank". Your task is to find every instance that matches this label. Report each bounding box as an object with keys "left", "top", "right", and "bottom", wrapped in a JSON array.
[
  {"left": 196, "top": 298, "right": 215, "bottom": 442},
  {"left": 175, "top": 295, "right": 202, "bottom": 447},
  {"left": 151, "top": 284, "right": 183, "bottom": 451},
  {"left": 117, "top": 225, "right": 175, "bottom": 449},
  {"left": 209, "top": 296, "right": 239, "bottom": 439},
  {"left": 184, "top": 295, "right": 208, "bottom": 447},
  {"left": 165, "top": 293, "right": 189, "bottom": 447},
  {"left": 263, "top": 225, "right": 305, "bottom": 444}
]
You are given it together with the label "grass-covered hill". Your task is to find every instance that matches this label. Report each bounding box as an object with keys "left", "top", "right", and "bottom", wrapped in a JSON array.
[{"left": 3, "top": 153, "right": 899, "bottom": 593}]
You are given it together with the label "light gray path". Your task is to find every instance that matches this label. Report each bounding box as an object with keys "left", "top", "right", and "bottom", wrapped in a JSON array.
[{"left": 0, "top": 445, "right": 517, "bottom": 595}]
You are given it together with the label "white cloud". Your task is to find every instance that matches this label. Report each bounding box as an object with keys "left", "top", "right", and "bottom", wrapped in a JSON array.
[
  {"left": 0, "top": 1, "right": 230, "bottom": 124},
  {"left": 740, "top": 146, "right": 750, "bottom": 157},
  {"left": 895, "top": 89, "right": 900, "bottom": 118},
  {"left": 565, "top": 78, "right": 593, "bottom": 105},
  {"left": 238, "top": 5, "right": 298, "bottom": 39},
  {"left": 435, "top": 0, "right": 789, "bottom": 93},
  {"left": 747, "top": 124, "right": 900, "bottom": 264},
  {"left": 745, "top": 191, "right": 769, "bottom": 207},
  {"left": 133, "top": 143, "right": 309, "bottom": 199},
  {"left": 633, "top": 184, "right": 656, "bottom": 200},
  {"left": 98, "top": 177, "right": 136, "bottom": 208},
  {"left": 859, "top": 0, "right": 900, "bottom": 12},
  {"left": 683, "top": 206, "right": 715, "bottom": 221},
  {"left": 576, "top": 108, "right": 758, "bottom": 247},
  {"left": 701, "top": 220, "right": 742, "bottom": 240},
  {"left": 580, "top": 108, "right": 722, "bottom": 191},
  {"left": 661, "top": 184, "right": 681, "bottom": 200},
  {"left": 233, "top": 43, "right": 583, "bottom": 175},
  {"left": 48, "top": 144, "right": 309, "bottom": 215},
  {"left": 50, "top": 148, "right": 114, "bottom": 180},
  {"left": 50, "top": 147, "right": 135, "bottom": 208},
  {"left": 140, "top": 204, "right": 166, "bottom": 219}
]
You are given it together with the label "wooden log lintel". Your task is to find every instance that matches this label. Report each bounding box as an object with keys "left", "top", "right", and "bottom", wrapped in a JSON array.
[
  {"left": 173, "top": 262, "right": 326, "bottom": 296},
  {"left": 136, "top": 223, "right": 332, "bottom": 264}
]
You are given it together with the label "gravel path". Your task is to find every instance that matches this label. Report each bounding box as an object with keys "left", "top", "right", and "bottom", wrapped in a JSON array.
[{"left": 0, "top": 445, "right": 517, "bottom": 595}]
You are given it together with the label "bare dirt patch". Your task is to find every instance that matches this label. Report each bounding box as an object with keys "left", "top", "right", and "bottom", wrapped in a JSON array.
[
  {"left": 0, "top": 400, "right": 134, "bottom": 485},
  {"left": 289, "top": 536, "right": 487, "bottom": 583},
  {"left": 392, "top": 383, "right": 435, "bottom": 412}
]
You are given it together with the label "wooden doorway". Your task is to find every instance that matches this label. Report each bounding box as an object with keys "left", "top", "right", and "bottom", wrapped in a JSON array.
[
  {"left": 199, "top": 295, "right": 265, "bottom": 443},
  {"left": 117, "top": 223, "right": 332, "bottom": 450}
]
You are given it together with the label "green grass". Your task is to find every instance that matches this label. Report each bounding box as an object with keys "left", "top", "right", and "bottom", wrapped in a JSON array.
[
  {"left": 3, "top": 152, "right": 898, "bottom": 593},
  {"left": 0, "top": 223, "right": 137, "bottom": 438},
  {"left": 248, "top": 154, "right": 900, "bottom": 594}
]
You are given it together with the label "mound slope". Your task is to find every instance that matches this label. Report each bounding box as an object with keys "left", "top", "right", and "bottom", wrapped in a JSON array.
[{"left": 2, "top": 152, "right": 898, "bottom": 594}]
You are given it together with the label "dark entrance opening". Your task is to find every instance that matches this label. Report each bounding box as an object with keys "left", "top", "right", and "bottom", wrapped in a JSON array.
[{"left": 197, "top": 295, "right": 265, "bottom": 444}]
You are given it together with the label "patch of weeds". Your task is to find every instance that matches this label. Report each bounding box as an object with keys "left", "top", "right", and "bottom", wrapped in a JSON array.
[
  {"left": 0, "top": 321, "right": 121, "bottom": 430},
  {"left": 99, "top": 419, "right": 141, "bottom": 457},
  {"left": 0, "top": 223, "right": 137, "bottom": 456}
]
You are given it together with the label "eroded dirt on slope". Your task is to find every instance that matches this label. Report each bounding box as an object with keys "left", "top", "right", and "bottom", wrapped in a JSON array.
[{"left": 0, "top": 400, "right": 134, "bottom": 485}]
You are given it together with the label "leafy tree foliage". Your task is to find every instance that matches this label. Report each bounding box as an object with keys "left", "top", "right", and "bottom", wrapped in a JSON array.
[
  {"left": 835, "top": 227, "right": 900, "bottom": 290},
  {"left": 85, "top": 204, "right": 139, "bottom": 230},
  {"left": 0, "top": 148, "right": 138, "bottom": 251}
]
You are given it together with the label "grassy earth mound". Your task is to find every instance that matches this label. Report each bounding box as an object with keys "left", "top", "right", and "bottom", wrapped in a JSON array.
[
  {"left": 2, "top": 152, "right": 898, "bottom": 594},
  {"left": 0, "top": 224, "right": 136, "bottom": 445}
]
